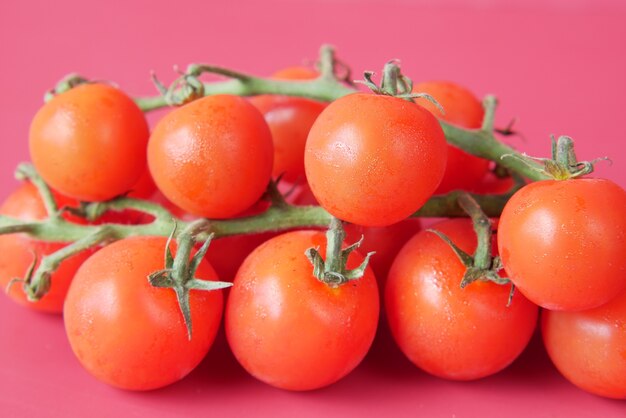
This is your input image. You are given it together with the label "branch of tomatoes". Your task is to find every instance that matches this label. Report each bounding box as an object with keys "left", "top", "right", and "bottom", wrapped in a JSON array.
[
  {"left": 138, "top": 45, "right": 549, "bottom": 182},
  {"left": 2, "top": 44, "right": 596, "bottom": 304},
  {"left": 1, "top": 161, "right": 519, "bottom": 301}
]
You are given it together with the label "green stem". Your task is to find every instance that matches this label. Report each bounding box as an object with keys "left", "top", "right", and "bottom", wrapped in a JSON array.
[
  {"left": 0, "top": 187, "right": 515, "bottom": 245},
  {"left": 15, "top": 163, "right": 60, "bottom": 219},
  {"left": 324, "top": 218, "right": 346, "bottom": 274},
  {"left": 439, "top": 119, "right": 550, "bottom": 182},
  {"left": 457, "top": 193, "right": 492, "bottom": 270},
  {"left": 25, "top": 227, "right": 114, "bottom": 300}
]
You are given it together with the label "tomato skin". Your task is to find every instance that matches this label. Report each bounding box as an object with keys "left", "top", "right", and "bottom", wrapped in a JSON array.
[
  {"left": 29, "top": 83, "right": 149, "bottom": 202},
  {"left": 344, "top": 218, "right": 421, "bottom": 286},
  {"left": 0, "top": 183, "right": 91, "bottom": 313},
  {"left": 249, "top": 67, "right": 324, "bottom": 183},
  {"left": 64, "top": 236, "right": 223, "bottom": 390},
  {"left": 542, "top": 290, "right": 626, "bottom": 399},
  {"left": 305, "top": 93, "right": 447, "bottom": 227},
  {"left": 414, "top": 81, "right": 489, "bottom": 194},
  {"left": 205, "top": 232, "right": 276, "bottom": 281},
  {"left": 272, "top": 66, "right": 319, "bottom": 80},
  {"left": 385, "top": 219, "right": 538, "bottom": 380},
  {"left": 472, "top": 171, "right": 515, "bottom": 195},
  {"left": 497, "top": 179, "right": 626, "bottom": 311},
  {"left": 225, "top": 230, "right": 379, "bottom": 391},
  {"left": 249, "top": 95, "right": 326, "bottom": 182},
  {"left": 148, "top": 95, "right": 273, "bottom": 219}
]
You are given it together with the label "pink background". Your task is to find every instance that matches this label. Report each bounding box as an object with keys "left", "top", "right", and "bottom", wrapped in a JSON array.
[{"left": 1, "top": 0, "right": 625, "bottom": 417}]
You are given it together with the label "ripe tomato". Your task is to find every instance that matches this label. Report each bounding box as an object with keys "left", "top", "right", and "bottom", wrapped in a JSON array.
[
  {"left": 148, "top": 95, "right": 273, "bottom": 218},
  {"left": 96, "top": 168, "right": 158, "bottom": 225},
  {"left": 542, "top": 290, "right": 626, "bottom": 399},
  {"left": 414, "top": 81, "right": 489, "bottom": 194},
  {"left": 498, "top": 179, "right": 626, "bottom": 311},
  {"left": 272, "top": 66, "right": 319, "bottom": 80},
  {"left": 249, "top": 67, "right": 325, "bottom": 182},
  {"left": 472, "top": 171, "right": 515, "bottom": 195},
  {"left": 225, "top": 230, "right": 379, "bottom": 390},
  {"left": 305, "top": 93, "right": 447, "bottom": 227},
  {"left": 205, "top": 232, "right": 276, "bottom": 281},
  {"left": 64, "top": 236, "right": 224, "bottom": 390},
  {"left": 0, "top": 183, "right": 91, "bottom": 313},
  {"left": 385, "top": 219, "right": 538, "bottom": 380},
  {"left": 29, "top": 83, "right": 149, "bottom": 202},
  {"left": 344, "top": 218, "right": 421, "bottom": 286},
  {"left": 249, "top": 96, "right": 325, "bottom": 183}
]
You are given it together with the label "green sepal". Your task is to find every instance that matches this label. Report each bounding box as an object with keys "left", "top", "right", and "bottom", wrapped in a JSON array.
[{"left": 426, "top": 229, "right": 473, "bottom": 267}]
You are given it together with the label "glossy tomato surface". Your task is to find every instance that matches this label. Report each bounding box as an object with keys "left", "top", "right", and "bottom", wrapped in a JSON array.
[
  {"left": 0, "top": 182, "right": 91, "bottom": 313},
  {"left": 249, "top": 95, "right": 325, "bottom": 182},
  {"left": 498, "top": 179, "right": 626, "bottom": 311},
  {"left": 385, "top": 219, "right": 538, "bottom": 380},
  {"left": 250, "top": 66, "right": 324, "bottom": 182},
  {"left": 225, "top": 230, "right": 379, "bottom": 391},
  {"left": 29, "top": 83, "right": 149, "bottom": 201},
  {"left": 305, "top": 93, "right": 447, "bottom": 227},
  {"left": 344, "top": 218, "right": 421, "bottom": 286},
  {"left": 148, "top": 94, "right": 273, "bottom": 218},
  {"left": 64, "top": 236, "right": 224, "bottom": 390},
  {"left": 414, "top": 81, "right": 489, "bottom": 194},
  {"left": 542, "top": 290, "right": 626, "bottom": 399}
]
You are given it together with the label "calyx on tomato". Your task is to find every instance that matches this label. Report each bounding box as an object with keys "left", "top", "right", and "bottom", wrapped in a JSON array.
[
  {"left": 43, "top": 73, "right": 89, "bottom": 102},
  {"left": 428, "top": 193, "right": 513, "bottom": 301},
  {"left": 305, "top": 218, "right": 375, "bottom": 287},
  {"left": 503, "top": 135, "right": 608, "bottom": 180},
  {"left": 148, "top": 222, "right": 232, "bottom": 339},
  {"left": 355, "top": 61, "right": 444, "bottom": 110}
]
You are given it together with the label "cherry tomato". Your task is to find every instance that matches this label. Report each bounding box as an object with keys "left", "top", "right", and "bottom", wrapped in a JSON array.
[
  {"left": 385, "top": 219, "right": 538, "bottom": 380},
  {"left": 305, "top": 93, "right": 447, "bottom": 227},
  {"left": 96, "top": 168, "right": 158, "bottom": 225},
  {"left": 64, "top": 236, "right": 224, "bottom": 390},
  {"left": 344, "top": 218, "right": 421, "bottom": 286},
  {"left": 29, "top": 83, "right": 149, "bottom": 202},
  {"left": 249, "top": 67, "right": 325, "bottom": 183},
  {"left": 225, "top": 230, "right": 379, "bottom": 390},
  {"left": 542, "top": 290, "right": 626, "bottom": 399},
  {"left": 414, "top": 81, "right": 489, "bottom": 194},
  {"left": 205, "top": 232, "right": 276, "bottom": 281},
  {"left": 148, "top": 95, "right": 273, "bottom": 218},
  {"left": 272, "top": 66, "right": 319, "bottom": 80},
  {"left": 0, "top": 183, "right": 91, "bottom": 313},
  {"left": 498, "top": 179, "right": 626, "bottom": 311},
  {"left": 472, "top": 171, "right": 515, "bottom": 195},
  {"left": 249, "top": 95, "right": 325, "bottom": 183}
]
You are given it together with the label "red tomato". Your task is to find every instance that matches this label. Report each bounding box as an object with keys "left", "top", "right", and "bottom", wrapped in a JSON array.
[
  {"left": 472, "top": 171, "right": 515, "bottom": 195},
  {"left": 305, "top": 93, "right": 447, "bottom": 227},
  {"left": 249, "top": 67, "right": 325, "bottom": 182},
  {"left": 414, "top": 81, "right": 489, "bottom": 194},
  {"left": 96, "top": 168, "right": 158, "bottom": 225},
  {"left": 148, "top": 95, "right": 273, "bottom": 218},
  {"left": 249, "top": 95, "right": 325, "bottom": 183},
  {"left": 0, "top": 183, "right": 91, "bottom": 312},
  {"left": 29, "top": 83, "right": 149, "bottom": 202},
  {"left": 272, "top": 66, "right": 319, "bottom": 80},
  {"left": 542, "top": 290, "right": 626, "bottom": 399},
  {"left": 64, "top": 236, "right": 224, "bottom": 390},
  {"left": 344, "top": 218, "right": 421, "bottom": 286},
  {"left": 205, "top": 232, "right": 276, "bottom": 281},
  {"left": 385, "top": 219, "right": 538, "bottom": 380},
  {"left": 225, "top": 230, "right": 379, "bottom": 390},
  {"left": 498, "top": 179, "right": 626, "bottom": 311}
]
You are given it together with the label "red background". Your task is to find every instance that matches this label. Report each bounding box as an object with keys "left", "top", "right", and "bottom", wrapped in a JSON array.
[{"left": 1, "top": 1, "right": 625, "bottom": 417}]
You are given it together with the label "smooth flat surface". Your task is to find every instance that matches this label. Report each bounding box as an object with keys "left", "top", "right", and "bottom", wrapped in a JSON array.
[{"left": 1, "top": 1, "right": 625, "bottom": 417}]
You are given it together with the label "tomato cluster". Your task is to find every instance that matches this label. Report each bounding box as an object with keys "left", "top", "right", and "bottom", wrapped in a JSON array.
[{"left": 1, "top": 60, "right": 625, "bottom": 400}]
